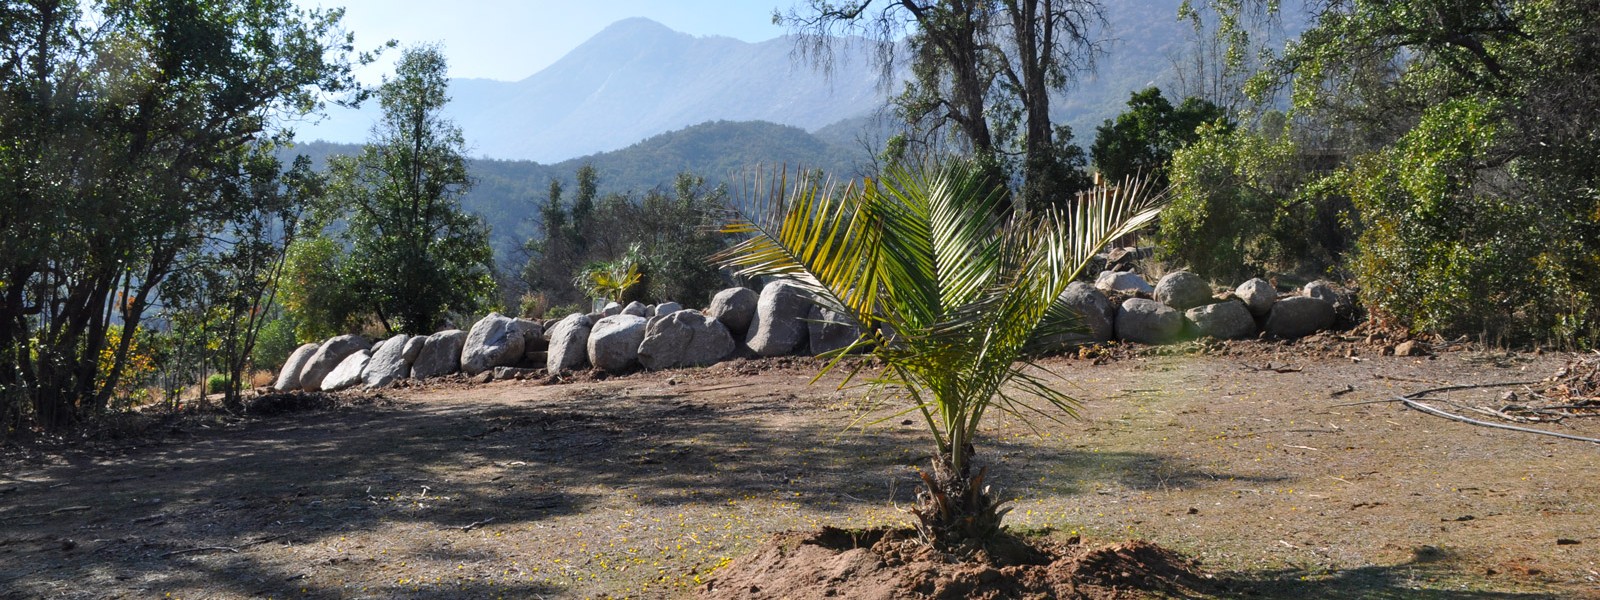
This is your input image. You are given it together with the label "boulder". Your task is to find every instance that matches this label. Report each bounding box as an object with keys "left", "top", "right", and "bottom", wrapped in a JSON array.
[
  {"left": 602, "top": 302, "right": 623, "bottom": 317},
  {"left": 655, "top": 301, "right": 683, "bottom": 317},
  {"left": 1264, "top": 296, "right": 1335, "bottom": 339},
  {"left": 299, "top": 335, "right": 371, "bottom": 391},
  {"left": 638, "top": 311, "right": 737, "bottom": 370},
  {"left": 621, "top": 301, "right": 648, "bottom": 317},
  {"left": 492, "top": 366, "right": 542, "bottom": 380},
  {"left": 361, "top": 334, "right": 413, "bottom": 389},
  {"left": 1185, "top": 300, "right": 1257, "bottom": 340},
  {"left": 744, "top": 281, "right": 811, "bottom": 356},
  {"left": 272, "top": 343, "right": 320, "bottom": 392},
  {"left": 545, "top": 313, "right": 594, "bottom": 374},
  {"left": 411, "top": 330, "right": 467, "bottom": 379},
  {"left": 1236, "top": 278, "right": 1277, "bottom": 317},
  {"left": 461, "top": 313, "right": 526, "bottom": 376},
  {"left": 707, "top": 287, "right": 759, "bottom": 337},
  {"left": 512, "top": 318, "right": 545, "bottom": 353},
  {"left": 319, "top": 349, "right": 372, "bottom": 392},
  {"left": 807, "top": 305, "right": 860, "bottom": 356},
  {"left": 1096, "top": 270, "right": 1154, "bottom": 295},
  {"left": 587, "top": 315, "right": 648, "bottom": 373},
  {"left": 401, "top": 336, "right": 426, "bottom": 363},
  {"left": 1058, "top": 281, "right": 1115, "bottom": 342},
  {"left": 1116, "top": 298, "right": 1183, "bottom": 345},
  {"left": 1154, "top": 272, "right": 1214, "bottom": 311},
  {"left": 1304, "top": 280, "right": 1355, "bottom": 319}
]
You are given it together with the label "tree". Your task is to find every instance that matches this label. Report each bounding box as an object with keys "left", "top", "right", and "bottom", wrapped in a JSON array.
[
  {"left": 779, "top": 0, "right": 1106, "bottom": 210},
  {"left": 1090, "top": 87, "right": 1230, "bottom": 187},
  {"left": 1198, "top": 0, "right": 1600, "bottom": 344},
  {"left": 324, "top": 45, "right": 494, "bottom": 334},
  {"left": 716, "top": 162, "right": 1165, "bottom": 550},
  {"left": 0, "top": 0, "right": 360, "bottom": 432}
]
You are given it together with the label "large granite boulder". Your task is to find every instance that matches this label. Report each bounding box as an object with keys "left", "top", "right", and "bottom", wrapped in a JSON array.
[
  {"left": 319, "top": 349, "right": 372, "bottom": 392},
  {"left": 1264, "top": 296, "right": 1336, "bottom": 339},
  {"left": 411, "top": 330, "right": 467, "bottom": 379},
  {"left": 807, "top": 305, "right": 860, "bottom": 356},
  {"left": 299, "top": 335, "right": 371, "bottom": 391},
  {"left": 744, "top": 281, "right": 811, "bottom": 357},
  {"left": 272, "top": 342, "right": 320, "bottom": 392},
  {"left": 621, "top": 301, "right": 648, "bottom": 317},
  {"left": 1236, "top": 278, "right": 1277, "bottom": 317},
  {"left": 707, "top": 287, "right": 759, "bottom": 337},
  {"left": 1116, "top": 298, "right": 1183, "bottom": 345},
  {"left": 1096, "top": 270, "right": 1154, "bottom": 295},
  {"left": 545, "top": 313, "right": 594, "bottom": 374},
  {"left": 638, "top": 311, "right": 736, "bottom": 370},
  {"left": 654, "top": 301, "right": 683, "bottom": 317},
  {"left": 512, "top": 318, "right": 545, "bottom": 353},
  {"left": 1154, "top": 272, "right": 1214, "bottom": 312},
  {"left": 361, "top": 334, "right": 414, "bottom": 389},
  {"left": 1185, "top": 300, "right": 1257, "bottom": 340},
  {"left": 1058, "top": 281, "right": 1116, "bottom": 342},
  {"left": 587, "top": 315, "right": 648, "bottom": 373},
  {"left": 461, "top": 313, "right": 526, "bottom": 376}
]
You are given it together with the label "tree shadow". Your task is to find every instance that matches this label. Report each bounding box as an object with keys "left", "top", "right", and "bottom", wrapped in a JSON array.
[
  {"left": 1221, "top": 561, "right": 1575, "bottom": 599},
  {"left": 0, "top": 381, "right": 1272, "bottom": 598}
]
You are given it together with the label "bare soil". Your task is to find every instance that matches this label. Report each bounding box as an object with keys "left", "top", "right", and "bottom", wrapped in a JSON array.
[{"left": 2, "top": 341, "right": 1598, "bottom": 599}]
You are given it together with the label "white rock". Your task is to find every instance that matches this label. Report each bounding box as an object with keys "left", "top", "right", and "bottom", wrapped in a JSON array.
[
  {"left": 272, "top": 343, "right": 320, "bottom": 392},
  {"left": 707, "top": 288, "right": 758, "bottom": 337},
  {"left": 587, "top": 315, "right": 648, "bottom": 373},
  {"left": 744, "top": 281, "right": 810, "bottom": 356},
  {"left": 546, "top": 313, "right": 594, "bottom": 374},
  {"left": 461, "top": 313, "right": 525, "bottom": 376},
  {"left": 1116, "top": 298, "right": 1183, "bottom": 344},
  {"left": 299, "top": 335, "right": 371, "bottom": 391},
  {"left": 361, "top": 334, "right": 413, "bottom": 389},
  {"left": 319, "top": 349, "right": 372, "bottom": 392},
  {"left": 1096, "top": 270, "right": 1154, "bottom": 295},
  {"left": 411, "top": 330, "right": 467, "bottom": 379},
  {"left": 638, "top": 311, "right": 736, "bottom": 370}
]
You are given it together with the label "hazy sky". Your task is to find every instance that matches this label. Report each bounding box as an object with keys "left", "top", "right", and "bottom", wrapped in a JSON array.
[{"left": 295, "top": 0, "right": 792, "bottom": 83}]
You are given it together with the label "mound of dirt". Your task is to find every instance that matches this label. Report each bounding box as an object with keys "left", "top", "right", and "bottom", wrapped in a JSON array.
[{"left": 701, "top": 527, "right": 1212, "bottom": 600}]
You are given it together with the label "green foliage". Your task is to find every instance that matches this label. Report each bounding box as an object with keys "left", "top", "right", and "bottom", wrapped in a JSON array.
[
  {"left": 206, "top": 374, "right": 233, "bottom": 395},
  {"left": 1345, "top": 98, "right": 1541, "bottom": 338},
  {"left": 0, "top": 0, "right": 360, "bottom": 430},
  {"left": 1091, "top": 87, "right": 1231, "bottom": 186},
  {"left": 1160, "top": 120, "right": 1350, "bottom": 280},
  {"left": 280, "top": 235, "right": 363, "bottom": 342},
  {"left": 523, "top": 169, "right": 732, "bottom": 307},
  {"left": 716, "top": 161, "right": 1166, "bottom": 549},
  {"left": 251, "top": 317, "right": 300, "bottom": 372},
  {"left": 324, "top": 45, "right": 495, "bottom": 334}
]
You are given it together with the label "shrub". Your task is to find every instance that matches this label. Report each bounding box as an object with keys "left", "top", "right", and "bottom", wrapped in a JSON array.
[
  {"left": 251, "top": 316, "right": 299, "bottom": 371},
  {"left": 206, "top": 373, "right": 232, "bottom": 395}
]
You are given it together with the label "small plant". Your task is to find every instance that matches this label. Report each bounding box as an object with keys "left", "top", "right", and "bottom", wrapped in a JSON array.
[
  {"left": 717, "top": 161, "right": 1166, "bottom": 551},
  {"left": 206, "top": 373, "right": 232, "bottom": 395}
]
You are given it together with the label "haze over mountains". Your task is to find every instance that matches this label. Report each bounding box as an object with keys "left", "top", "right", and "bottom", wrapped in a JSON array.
[{"left": 293, "top": 0, "right": 1299, "bottom": 164}]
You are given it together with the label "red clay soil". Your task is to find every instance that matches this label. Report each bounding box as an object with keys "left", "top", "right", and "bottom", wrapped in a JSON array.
[{"left": 701, "top": 527, "right": 1211, "bottom": 600}]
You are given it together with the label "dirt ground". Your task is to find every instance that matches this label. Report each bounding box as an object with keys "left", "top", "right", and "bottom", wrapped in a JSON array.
[{"left": 2, "top": 341, "right": 1598, "bottom": 599}]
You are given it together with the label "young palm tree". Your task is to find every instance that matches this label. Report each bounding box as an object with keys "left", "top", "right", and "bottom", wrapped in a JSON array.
[{"left": 715, "top": 161, "right": 1166, "bottom": 552}]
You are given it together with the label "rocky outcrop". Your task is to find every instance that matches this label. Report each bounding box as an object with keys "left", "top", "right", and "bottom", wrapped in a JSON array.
[
  {"left": 272, "top": 343, "right": 320, "bottom": 392},
  {"left": 638, "top": 310, "right": 736, "bottom": 370},
  {"left": 587, "top": 315, "right": 648, "bottom": 373}
]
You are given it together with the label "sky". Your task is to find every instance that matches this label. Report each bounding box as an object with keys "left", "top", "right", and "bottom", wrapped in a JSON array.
[{"left": 294, "top": 0, "right": 792, "bottom": 83}]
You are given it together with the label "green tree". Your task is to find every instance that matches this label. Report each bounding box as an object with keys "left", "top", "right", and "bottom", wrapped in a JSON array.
[
  {"left": 1198, "top": 0, "right": 1600, "bottom": 344},
  {"left": 325, "top": 45, "right": 494, "bottom": 334},
  {"left": 1091, "top": 87, "right": 1230, "bottom": 186},
  {"left": 716, "top": 162, "right": 1165, "bottom": 550},
  {"left": 0, "top": 0, "right": 360, "bottom": 431},
  {"left": 779, "top": 0, "right": 1106, "bottom": 210}
]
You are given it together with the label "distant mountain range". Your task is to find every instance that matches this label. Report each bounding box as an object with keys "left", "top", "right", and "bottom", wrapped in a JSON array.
[{"left": 292, "top": 1, "right": 1310, "bottom": 164}]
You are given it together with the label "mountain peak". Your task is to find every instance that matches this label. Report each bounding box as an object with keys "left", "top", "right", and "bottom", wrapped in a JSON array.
[{"left": 592, "top": 17, "right": 681, "bottom": 41}]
